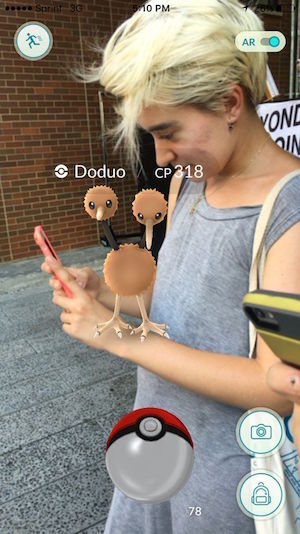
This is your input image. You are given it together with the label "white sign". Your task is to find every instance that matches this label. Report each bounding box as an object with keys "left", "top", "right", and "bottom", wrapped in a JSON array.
[{"left": 257, "top": 100, "right": 300, "bottom": 157}]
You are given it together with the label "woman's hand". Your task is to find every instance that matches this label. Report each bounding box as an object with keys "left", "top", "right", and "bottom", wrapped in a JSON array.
[
  {"left": 44, "top": 258, "right": 122, "bottom": 353},
  {"left": 267, "top": 362, "right": 300, "bottom": 460},
  {"left": 267, "top": 361, "right": 300, "bottom": 404},
  {"left": 42, "top": 257, "right": 102, "bottom": 299}
]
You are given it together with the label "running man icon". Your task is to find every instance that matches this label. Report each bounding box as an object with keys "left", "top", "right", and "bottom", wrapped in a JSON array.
[
  {"left": 14, "top": 22, "right": 52, "bottom": 61},
  {"left": 26, "top": 33, "right": 40, "bottom": 49}
]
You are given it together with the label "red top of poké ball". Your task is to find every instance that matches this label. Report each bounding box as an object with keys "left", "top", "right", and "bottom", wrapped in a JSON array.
[{"left": 106, "top": 407, "right": 194, "bottom": 450}]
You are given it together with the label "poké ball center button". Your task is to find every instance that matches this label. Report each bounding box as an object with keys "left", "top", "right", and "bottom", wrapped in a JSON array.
[
  {"left": 236, "top": 471, "right": 285, "bottom": 520},
  {"left": 106, "top": 407, "right": 194, "bottom": 503},
  {"left": 139, "top": 417, "right": 162, "bottom": 437}
]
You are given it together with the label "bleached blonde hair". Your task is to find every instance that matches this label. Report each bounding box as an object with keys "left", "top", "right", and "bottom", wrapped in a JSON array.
[{"left": 74, "top": 0, "right": 267, "bottom": 166}]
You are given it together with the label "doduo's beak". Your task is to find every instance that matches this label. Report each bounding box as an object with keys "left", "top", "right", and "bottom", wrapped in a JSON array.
[
  {"left": 145, "top": 220, "right": 154, "bottom": 250},
  {"left": 96, "top": 206, "right": 105, "bottom": 221}
]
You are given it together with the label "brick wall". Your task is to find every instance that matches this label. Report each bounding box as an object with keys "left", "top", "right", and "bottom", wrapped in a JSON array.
[
  {"left": 264, "top": 0, "right": 294, "bottom": 97},
  {"left": 0, "top": 0, "right": 293, "bottom": 262},
  {"left": 0, "top": 0, "right": 145, "bottom": 263}
]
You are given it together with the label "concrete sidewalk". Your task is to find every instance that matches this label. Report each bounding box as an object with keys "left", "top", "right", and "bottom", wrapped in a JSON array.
[{"left": 0, "top": 245, "right": 137, "bottom": 533}]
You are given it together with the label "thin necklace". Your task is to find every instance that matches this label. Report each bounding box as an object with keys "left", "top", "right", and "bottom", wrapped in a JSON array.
[{"left": 189, "top": 134, "right": 271, "bottom": 214}]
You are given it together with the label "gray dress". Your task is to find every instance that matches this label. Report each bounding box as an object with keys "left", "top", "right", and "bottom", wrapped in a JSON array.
[{"left": 104, "top": 173, "right": 300, "bottom": 534}]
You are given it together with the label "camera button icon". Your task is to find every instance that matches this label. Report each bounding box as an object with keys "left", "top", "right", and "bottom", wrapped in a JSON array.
[
  {"left": 236, "top": 408, "right": 285, "bottom": 457},
  {"left": 250, "top": 423, "right": 272, "bottom": 440}
]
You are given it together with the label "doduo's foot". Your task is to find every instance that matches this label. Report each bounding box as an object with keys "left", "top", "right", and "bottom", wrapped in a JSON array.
[
  {"left": 94, "top": 316, "right": 132, "bottom": 339},
  {"left": 130, "top": 319, "right": 169, "bottom": 342}
]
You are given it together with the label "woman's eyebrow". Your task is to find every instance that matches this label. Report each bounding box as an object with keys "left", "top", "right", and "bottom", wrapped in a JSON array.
[{"left": 143, "top": 120, "right": 179, "bottom": 133}]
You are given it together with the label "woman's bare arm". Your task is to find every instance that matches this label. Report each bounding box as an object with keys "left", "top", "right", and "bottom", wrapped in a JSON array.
[
  {"left": 96, "top": 221, "right": 300, "bottom": 415},
  {"left": 114, "top": 329, "right": 292, "bottom": 415}
]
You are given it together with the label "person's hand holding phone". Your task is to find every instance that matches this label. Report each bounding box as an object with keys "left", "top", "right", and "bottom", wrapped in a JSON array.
[
  {"left": 42, "top": 258, "right": 102, "bottom": 299},
  {"left": 267, "top": 362, "right": 300, "bottom": 463},
  {"left": 42, "top": 258, "right": 122, "bottom": 354}
]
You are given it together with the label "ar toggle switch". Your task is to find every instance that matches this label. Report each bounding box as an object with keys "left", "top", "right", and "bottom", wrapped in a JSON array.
[{"left": 235, "top": 31, "right": 286, "bottom": 52}]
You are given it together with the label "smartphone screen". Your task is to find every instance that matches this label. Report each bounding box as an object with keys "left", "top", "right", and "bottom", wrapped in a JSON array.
[{"left": 1, "top": 0, "right": 299, "bottom": 532}]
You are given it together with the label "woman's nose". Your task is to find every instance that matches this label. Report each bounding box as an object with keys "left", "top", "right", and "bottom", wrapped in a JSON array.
[{"left": 154, "top": 140, "right": 175, "bottom": 168}]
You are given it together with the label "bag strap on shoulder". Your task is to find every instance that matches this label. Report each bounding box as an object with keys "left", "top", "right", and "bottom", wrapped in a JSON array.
[
  {"left": 249, "top": 169, "right": 300, "bottom": 357},
  {"left": 166, "top": 170, "right": 186, "bottom": 234}
]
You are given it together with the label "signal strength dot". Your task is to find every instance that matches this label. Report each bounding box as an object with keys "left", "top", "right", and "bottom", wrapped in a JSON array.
[{"left": 5, "top": 5, "right": 33, "bottom": 10}]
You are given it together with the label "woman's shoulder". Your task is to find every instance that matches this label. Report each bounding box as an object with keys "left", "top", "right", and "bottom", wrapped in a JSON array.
[
  {"left": 268, "top": 150, "right": 300, "bottom": 182},
  {"left": 258, "top": 154, "right": 300, "bottom": 205},
  {"left": 264, "top": 162, "right": 300, "bottom": 254},
  {"left": 274, "top": 161, "right": 300, "bottom": 196},
  {"left": 266, "top": 152, "right": 300, "bottom": 208}
]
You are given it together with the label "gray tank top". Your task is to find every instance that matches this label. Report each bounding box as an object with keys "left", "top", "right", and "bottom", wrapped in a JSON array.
[{"left": 104, "top": 173, "right": 300, "bottom": 534}]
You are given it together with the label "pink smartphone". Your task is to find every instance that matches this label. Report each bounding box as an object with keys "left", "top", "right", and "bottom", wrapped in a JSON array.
[{"left": 34, "top": 225, "right": 73, "bottom": 298}]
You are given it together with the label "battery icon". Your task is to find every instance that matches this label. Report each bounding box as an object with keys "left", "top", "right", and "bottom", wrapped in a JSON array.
[{"left": 235, "top": 31, "right": 286, "bottom": 52}]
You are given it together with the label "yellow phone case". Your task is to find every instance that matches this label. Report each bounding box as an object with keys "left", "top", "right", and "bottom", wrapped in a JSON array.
[{"left": 243, "top": 290, "right": 300, "bottom": 368}]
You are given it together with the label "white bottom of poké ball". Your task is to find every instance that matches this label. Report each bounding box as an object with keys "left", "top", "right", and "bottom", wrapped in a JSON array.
[{"left": 106, "top": 416, "right": 194, "bottom": 503}]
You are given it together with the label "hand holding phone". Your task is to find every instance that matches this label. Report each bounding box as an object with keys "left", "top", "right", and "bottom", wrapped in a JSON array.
[{"left": 34, "top": 225, "right": 73, "bottom": 298}]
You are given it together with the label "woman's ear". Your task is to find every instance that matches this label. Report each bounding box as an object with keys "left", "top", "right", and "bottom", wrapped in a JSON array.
[{"left": 223, "top": 84, "right": 244, "bottom": 124}]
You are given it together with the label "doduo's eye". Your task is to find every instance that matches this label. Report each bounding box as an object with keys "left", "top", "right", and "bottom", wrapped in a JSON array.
[
  {"left": 155, "top": 212, "right": 162, "bottom": 220},
  {"left": 89, "top": 201, "right": 95, "bottom": 209},
  {"left": 138, "top": 213, "right": 144, "bottom": 220},
  {"left": 106, "top": 199, "right": 112, "bottom": 208}
]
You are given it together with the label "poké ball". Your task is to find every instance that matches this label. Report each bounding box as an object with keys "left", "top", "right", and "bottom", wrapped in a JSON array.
[{"left": 106, "top": 407, "right": 194, "bottom": 503}]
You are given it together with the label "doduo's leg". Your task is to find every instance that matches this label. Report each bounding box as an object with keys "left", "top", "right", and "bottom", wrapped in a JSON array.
[
  {"left": 94, "top": 294, "right": 132, "bottom": 338},
  {"left": 131, "top": 295, "right": 169, "bottom": 342}
]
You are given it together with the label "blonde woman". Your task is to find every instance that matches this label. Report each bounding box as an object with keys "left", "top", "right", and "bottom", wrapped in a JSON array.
[{"left": 42, "top": 1, "right": 300, "bottom": 532}]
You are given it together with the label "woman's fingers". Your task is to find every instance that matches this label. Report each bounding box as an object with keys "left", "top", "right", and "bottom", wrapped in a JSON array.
[
  {"left": 60, "top": 310, "right": 71, "bottom": 324},
  {"left": 68, "top": 267, "right": 90, "bottom": 288},
  {"left": 267, "top": 362, "right": 300, "bottom": 399},
  {"left": 42, "top": 259, "right": 90, "bottom": 291},
  {"left": 41, "top": 261, "right": 52, "bottom": 274},
  {"left": 60, "top": 266, "right": 88, "bottom": 288},
  {"left": 42, "top": 261, "right": 82, "bottom": 289},
  {"left": 49, "top": 277, "right": 62, "bottom": 289},
  {"left": 67, "top": 267, "right": 81, "bottom": 277},
  {"left": 41, "top": 261, "right": 62, "bottom": 289}
]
